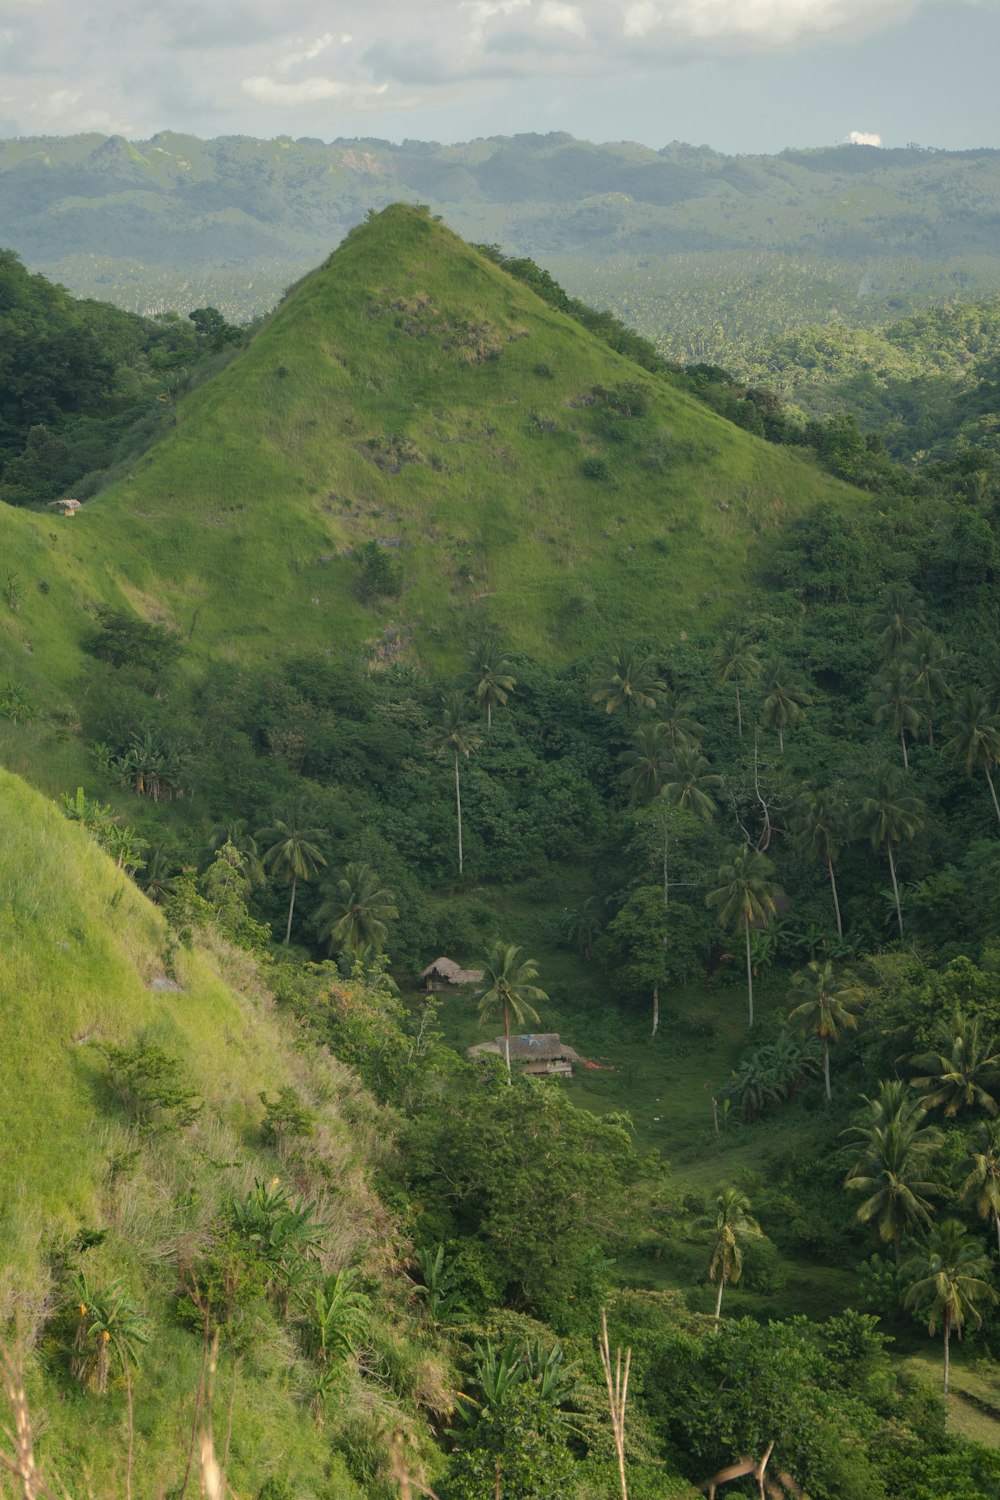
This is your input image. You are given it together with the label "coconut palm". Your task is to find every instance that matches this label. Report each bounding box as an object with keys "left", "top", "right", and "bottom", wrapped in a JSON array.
[
  {"left": 903, "top": 1220, "right": 997, "bottom": 1393},
  {"left": 962, "top": 1120, "right": 1000, "bottom": 1256},
  {"left": 591, "top": 644, "right": 666, "bottom": 717},
  {"left": 476, "top": 942, "right": 548, "bottom": 1080},
  {"left": 905, "top": 627, "right": 954, "bottom": 748},
  {"left": 467, "top": 637, "right": 516, "bottom": 729},
  {"left": 708, "top": 1187, "right": 760, "bottom": 1320},
  {"left": 787, "top": 960, "right": 864, "bottom": 1102},
  {"left": 706, "top": 845, "right": 782, "bottom": 1026},
  {"left": 714, "top": 632, "right": 762, "bottom": 739},
  {"left": 660, "top": 744, "right": 723, "bottom": 823},
  {"left": 910, "top": 1011, "right": 1000, "bottom": 1118},
  {"left": 256, "top": 810, "right": 327, "bottom": 946},
  {"left": 870, "top": 582, "right": 926, "bottom": 663},
  {"left": 658, "top": 687, "right": 705, "bottom": 751},
  {"left": 760, "top": 658, "right": 812, "bottom": 751},
  {"left": 869, "top": 663, "right": 922, "bottom": 770},
  {"left": 315, "top": 862, "right": 398, "bottom": 957},
  {"left": 855, "top": 768, "right": 924, "bottom": 939},
  {"left": 439, "top": 692, "right": 482, "bottom": 877},
  {"left": 560, "top": 896, "right": 602, "bottom": 959},
  {"left": 942, "top": 688, "right": 1000, "bottom": 828},
  {"left": 789, "top": 785, "right": 849, "bottom": 938},
  {"left": 206, "top": 818, "right": 265, "bottom": 892},
  {"left": 618, "top": 721, "right": 672, "bottom": 803},
  {"left": 843, "top": 1083, "right": 942, "bottom": 1264}
]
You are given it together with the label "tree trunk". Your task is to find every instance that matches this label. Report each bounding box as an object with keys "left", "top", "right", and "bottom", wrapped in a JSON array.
[
  {"left": 651, "top": 982, "right": 659, "bottom": 1038},
  {"left": 503, "top": 1003, "right": 512, "bottom": 1082},
  {"left": 943, "top": 1310, "right": 951, "bottom": 1395},
  {"left": 735, "top": 676, "right": 743, "bottom": 739},
  {"left": 454, "top": 748, "right": 464, "bottom": 876},
  {"left": 284, "top": 873, "right": 297, "bottom": 946},
  {"left": 714, "top": 1272, "right": 726, "bottom": 1321},
  {"left": 995, "top": 1210, "right": 1000, "bottom": 1258},
  {"left": 900, "top": 729, "right": 909, "bottom": 770},
  {"left": 823, "top": 1038, "right": 831, "bottom": 1103},
  {"left": 487, "top": 701, "right": 492, "bottom": 730},
  {"left": 123, "top": 1352, "right": 135, "bottom": 1500},
  {"left": 778, "top": 726, "right": 784, "bottom": 752},
  {"left": 744, "top": 916, "right": 754, "bottom": 1027},
  {"left": 985, "top": 763, "right": 1000, "bottom": 829},
  {"left": 887, "top": 841, "right": 904, "bottom": 939},
  {"left": 827, "top": 854, "right": 844, "bottom": 939}
]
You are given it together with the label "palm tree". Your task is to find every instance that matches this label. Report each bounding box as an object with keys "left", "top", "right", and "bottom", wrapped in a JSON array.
[
  {"left": 618, "top": 721, "right": 672, "bottom": 803},
  {"left": 905, "top": 627, "right": 954, "bottom": 749},
  {"left": 843, "top": 1082, "right": 942, "bottom": 1264},
  {"left": 591, "top": 644, "right": 666, "bottom": 717},
  {"left": 870, "top": 582, "right": 925, "bottom": 663},
  {"left": 910, "top": 1011, "right": 1000, "bottom": 1118},
  {"left": 855, "top": 768, "right": 924, "bottom": 939},
  {"left": 962, "top": 1120, "right": 1000, "bottom": 1256},
  {"left": 708, "top": 1187, "right": 760, "bottom": 1320},
  {"left": 787, "top": 960, "right": 864, "bottom": 1102},
  {"left": 439, "top": 692, "right": 482, "bottom": 877},
  {"left": 658, "top": 687, "right": 705, "bottom": 751},
  {"left": 467, "top": 637, "right": 516, "bottom": 729},
  {"left": 903, "top": 1220, "right": 997, "bottom": 1393},
  {"left": 256, "top": 811, "right": 327, "bottom": 946},
  {"left": 869, "top": 663, "right": 922, "bottom": 770},
  {"left": 560, "top": 896, "right": 602, "bottom": 959},
  {"left": 660, "top": 744, "right": 723, "bottom": 823},
  {"left": 706, "top": 845, "right": 782, "bottom": 1026},
  {"left": 714, "top": 632, "right": 762, "bottom": 740},
  {"left": 760, "top": 658, "right": 812, "bottom": 751},
  {"left": 315, "top": 863, "right": 398, "bottom": 957},
  {"left": 206, "top": 818, "right": 265, "bottom": 892},
  {"left": 476, "top": 942, "right": 548, "bottom": 1080},
  {"left": 790, "top": 786, "right": 849, "bottom": 938},
  {"left": 943, "top": 688, "right": 1000, "bottom": 828}
]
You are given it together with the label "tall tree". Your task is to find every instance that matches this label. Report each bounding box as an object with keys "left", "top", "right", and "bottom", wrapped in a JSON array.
[
  {"left": 962, "top": 1119, "right": 1000, "bottom": 1256},
  {"left": 910, "top": 1011, "right": 1000, "bottom": 1118},
  {"left": 714, "top": 632, "right": 762, "bottom": 740},
  {"left": 790, "top": 785, "right": 849, "bottom": 938},
  {"left": 706, "top": 845, "right": 782, "bottom": 1026},
  {"left": 903, "top": 1220, "right": 996, "bottom": 1393},
  {"left": 660, "top": 745, "right": 723, "bottom": 823},
  {"left": 256, "top": 811, "right": 327, "bottom": 946},
  {"left": 477, "top": 942, "right": 548, "bottom": 1080},
  {"left": 467, "top": 636, "right": 516, "bottom": 729},
  {"left": 787, "top": 960, "right": 863, "bottom": 1102},
  {"left": 855, "top": 768, "right": 924, "bottom": 939},
  {"left": 869, "top": 582, "right": 925, "bottom": 663},
  {"left": 591, "top": 644, "right": 666, "bottom": 717},
  {"left": 315, "top": 862, "right": 398, "bottom": 957},
  {"left": 439, "top": 692, "right": 482, "bottom": 877},
  {"left": 618, "top": 721, "right": 672, "bottom": 803},
  {"left": 843, "top": 1082, "right": 942, "bottom": 1264},
  {"left": 869, "top": 663, "right": 922, "bottom": 770},
  {"left": 657, "top": 687, "right": 705, "bottom": 752},
  {"left": 760, "top": 658, "right": 812, "bottom": 751},
  {"left": 905, "top": 627, "right": 954, "bottom": 748},
  {"left": 943, "top": 688, "right": 1000, "bottom": 829},
  {"left": 708, "top": 1187, "right": 760, "bottom": 1321}
]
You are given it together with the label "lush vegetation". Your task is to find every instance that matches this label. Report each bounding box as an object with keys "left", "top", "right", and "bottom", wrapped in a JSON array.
[{"left": 4, "top": 205, "right": 1000, "bottom": 1496}]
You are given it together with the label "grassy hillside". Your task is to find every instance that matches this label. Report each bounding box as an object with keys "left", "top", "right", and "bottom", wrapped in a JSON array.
[
  {"left": 0, "top": 203, "right": 859, "bottom": 696},
  {"left": 0, "top": 767, "right": 448, "bottom": 1497}
]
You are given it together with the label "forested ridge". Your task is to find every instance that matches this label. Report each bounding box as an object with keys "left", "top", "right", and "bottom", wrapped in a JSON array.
[{"left": 4, "top": 207, "right": 1000, "bottom": 1498}]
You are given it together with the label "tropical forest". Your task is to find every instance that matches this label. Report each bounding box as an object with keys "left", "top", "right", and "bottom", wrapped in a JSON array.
[{"left": 2, "top": 168, "right": 1000, "bottom": 1500}]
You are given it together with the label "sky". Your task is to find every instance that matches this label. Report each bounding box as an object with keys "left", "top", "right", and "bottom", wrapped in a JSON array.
[{"left": 0, "top": 0, "right": 997, "bottom": 154}]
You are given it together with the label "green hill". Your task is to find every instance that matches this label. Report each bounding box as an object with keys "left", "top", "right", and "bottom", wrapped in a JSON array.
[{"left": 0, "top": 203, "right": 859, "bottom": 698}]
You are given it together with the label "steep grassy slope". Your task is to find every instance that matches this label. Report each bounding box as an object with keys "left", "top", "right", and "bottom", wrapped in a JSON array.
[
  {"left": 0, "top": 767, "right": 445, "bottom": 1496},
  {"left": 0, "top": 204, "right": 859, "bottom": 696}
]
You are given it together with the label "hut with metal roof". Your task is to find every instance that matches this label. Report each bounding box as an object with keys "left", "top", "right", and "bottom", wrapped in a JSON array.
[{"left": 466, "top": 1033, "right": 583, "bottom": 1078}]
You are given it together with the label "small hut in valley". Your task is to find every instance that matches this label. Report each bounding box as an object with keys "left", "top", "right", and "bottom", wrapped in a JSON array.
[
  {"left": 420, "top": 956, "right": 485, "bottom": 992},
  {"left": 467, "top": 1033, "right": 583, "bottom": 1078}
]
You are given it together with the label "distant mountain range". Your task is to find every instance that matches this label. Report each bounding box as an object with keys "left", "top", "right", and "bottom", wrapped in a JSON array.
[{"left": 4, "top": 131, "right": 1000, "bottom": 363}]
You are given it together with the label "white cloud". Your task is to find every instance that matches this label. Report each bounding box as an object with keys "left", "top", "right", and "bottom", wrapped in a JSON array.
[
  {"left": 622, "top": 3, "right": 661, "bottom": 38},
  {"left": 242, "top": 74, "right": 389, "bottom": 107},
  {"left": 846, "top": 129, "right": 883, "bottom": 144},
  {"left": 538, "top": 1, "right": 587, "bottom": 37},
  {"left": 277, "top": 33, "right": 336, "bottom": 73}
]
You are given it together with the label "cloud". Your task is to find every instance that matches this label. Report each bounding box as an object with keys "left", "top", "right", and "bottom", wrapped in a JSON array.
[
  {"left": 242, "top": 74, "right": 389, "bottom": 107},
  {"left": 276, "top": 33, "right": 337, "bottom": 73},
  {"left": 846, "top": 129, "right": 883, "bottom": 145}
]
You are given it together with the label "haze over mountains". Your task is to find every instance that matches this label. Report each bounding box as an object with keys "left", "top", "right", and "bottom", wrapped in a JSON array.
[{"left": 5, "top": 131, "right": 1000, "bottom": 363}]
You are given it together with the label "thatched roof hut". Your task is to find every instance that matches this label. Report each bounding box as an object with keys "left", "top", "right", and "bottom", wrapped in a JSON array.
[
  {"left": 420, "top": 956, "right": 485, "bottom": 991},
  {"left": 467, "top": 1033, "right": 583, "bottom": 1077},
  {"left": 47, "top": 497, "right": 81, "bottom": 516}
]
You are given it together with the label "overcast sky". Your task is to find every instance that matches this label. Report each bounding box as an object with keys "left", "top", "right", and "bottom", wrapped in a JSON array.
[{"left": 0, "top": 0, "right": 996, "bottom": 154}]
